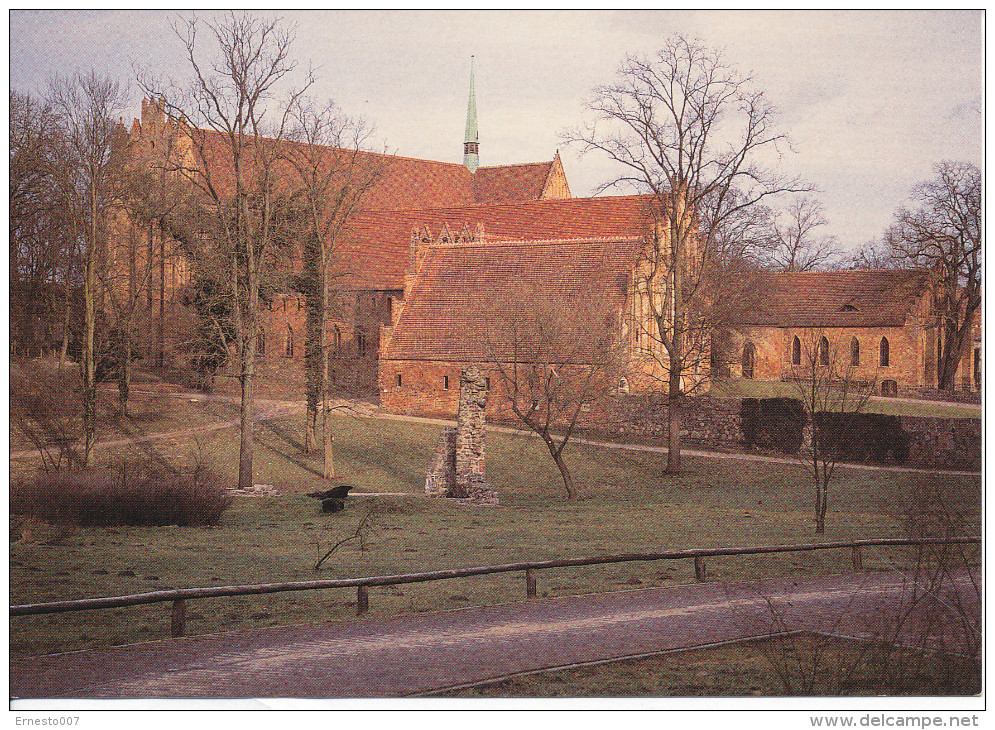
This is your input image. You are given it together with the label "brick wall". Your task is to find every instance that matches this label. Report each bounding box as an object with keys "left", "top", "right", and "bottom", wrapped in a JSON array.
[{"left": 731, "top": 324, "right": 927, "bottom": 393}]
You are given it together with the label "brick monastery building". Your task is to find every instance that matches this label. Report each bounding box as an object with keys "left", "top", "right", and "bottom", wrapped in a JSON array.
[{"left": 116, "top": 69, "right": 980, "bottom": 416}]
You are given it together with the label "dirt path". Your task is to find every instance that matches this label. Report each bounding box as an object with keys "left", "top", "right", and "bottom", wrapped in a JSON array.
[
  {"left": 10, "top": 389, "right": 978, "bottom": 477},
  {"left": 8, "top": 396, "right": 306, "bottom": 461},
  {"left": 9, "top": 570, "right": 978, "bottom": 699}
]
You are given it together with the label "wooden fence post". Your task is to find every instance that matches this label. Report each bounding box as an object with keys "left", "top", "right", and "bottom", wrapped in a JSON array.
[
  {"left": 694, "top": 556, "right": 705, "bottom": 581},
  {"left": 851, "top": 545, "right": 863, "bottom": 571},
  {"left": 170, "top": 599, "right": 186, "bottom": 637},
  {"left": 357, "top": 585, "right": 369, "bottom": 615},
  {"left": 526, "top": 568, "right": 537, "bottom": 598}
]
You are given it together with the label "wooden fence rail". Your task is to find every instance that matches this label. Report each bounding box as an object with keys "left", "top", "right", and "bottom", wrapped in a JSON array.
[{"left": 10, "top": 536, "right": 979, "bottom": 638}]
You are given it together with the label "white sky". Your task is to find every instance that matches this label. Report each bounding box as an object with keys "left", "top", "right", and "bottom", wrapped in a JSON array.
[{"left": 9, "top": 9, "right": 984, "bottom": 255}]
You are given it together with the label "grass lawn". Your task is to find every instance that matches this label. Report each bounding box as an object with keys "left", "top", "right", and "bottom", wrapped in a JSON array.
[
  {"left": 10, "top": 408, "right": 980, "bottom": 659},
  {"left": 710, "top": 379, "right": 981, "bottom": 419}
]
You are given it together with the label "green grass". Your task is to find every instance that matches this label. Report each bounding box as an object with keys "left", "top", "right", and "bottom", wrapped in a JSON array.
[
  {"left": 10, "top": 410, "right": 980, "bottom": 658},
  {"left": 709, "top": 379, "right": 981, "bottom": 419}
]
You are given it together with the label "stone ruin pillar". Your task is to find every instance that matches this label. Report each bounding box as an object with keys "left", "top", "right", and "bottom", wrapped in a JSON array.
[{"left": 424, "top": 366, "right": 498, "bottom": 504}]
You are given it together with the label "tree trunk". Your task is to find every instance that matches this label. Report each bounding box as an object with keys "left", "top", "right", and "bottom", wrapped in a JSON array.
[
  {"left": 82, "top": 192, "right": 98, "bottom": 467},
  {"left": 814, "top": 476, "right": 826, "bottom": 534},
  {"left": 544, "top": 435, "right": 577, "bottom": 500},
  {"left": 157, "top": 223, "right": 166, "bottom": 369},
  {"left": 323, "top": 426, "right": 335, "bottom": 481},
  {"left": 321, "top": 268, "right": 334, "bottom": 481},
  {"left": 665, "top": 370, "right": 683, "bottom": 474},
  {"left": 118, "top": 335, "right": 131, "bottom": 416},
  {"left": 238, "top": 358, "right": 254, "bottom": 490},
  {"left": 58, "top": 291, "right": 70, "bottom": 374},
  {"left": 304, "top": 242, "right": 320, "bottom": 454}
]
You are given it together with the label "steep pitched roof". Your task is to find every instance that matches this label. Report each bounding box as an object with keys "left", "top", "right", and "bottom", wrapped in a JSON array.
[
  {"left": 734, "top": 269, "right": 930, "bottom": 328},
  {"left": 385, "top": 237, "right": 642, "bottom": 361},
  {"left": 336, "top": 195, "right": 660, "bottom": 289},
  {"left": 474, "top": 161, "right": 554, "bottom": 204},
  {"left": 133, "top": 118, "right": 563, "bottom": 213}
]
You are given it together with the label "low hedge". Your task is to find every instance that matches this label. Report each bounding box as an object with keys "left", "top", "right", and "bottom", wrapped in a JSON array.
[
  {"left": 740, "top": 397, "right": 808, "bottom": 454},
  {"left": 813, "top": 412, "right": 910, "bottom": 463},
  {"left": 11, "top": 462, "right": 233, "bottom": 527}
]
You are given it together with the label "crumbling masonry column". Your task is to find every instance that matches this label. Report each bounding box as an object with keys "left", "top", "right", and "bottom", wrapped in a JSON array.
[{"left": 424, "top": 366, "right": 497, "bottom": 504}]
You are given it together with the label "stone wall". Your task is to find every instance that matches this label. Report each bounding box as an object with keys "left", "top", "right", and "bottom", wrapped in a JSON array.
[
  {"left": 602, "top": 394, "right": 980, "bottom": 472},
  {"left": 424, "top": 428, "right": 456, "bottom": 497},
  {"left": 605, "top": 395, "right": 743, "bottom": 449},
  {"left": 424, "top": 366, "right": 497, "bottom": 504},
  {"left": 898, "top": 417, "right": 982, "bottom": 471}
]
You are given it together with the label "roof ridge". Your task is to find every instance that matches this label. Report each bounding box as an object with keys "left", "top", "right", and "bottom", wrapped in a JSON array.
[
  {"left": 175, "top": 125, "right": 479, "bottom": 170},
  {"left": 477, "top": 160, "right": 553, "bottom": 171},
  {"left": 354, "top": 193, "right": 658, "bottom": 215},
  {"left": 431, "top": 235, "right": 645, "bottom": 248}
]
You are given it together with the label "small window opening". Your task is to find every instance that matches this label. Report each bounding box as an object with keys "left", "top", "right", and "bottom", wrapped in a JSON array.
[
  {"left": 880, "top": 337, "right": 890, "bottom": 367},
  {"left": 444, "top": 375, "right": 449, "bottom": 390},
  {"left": 396, "top": 373, "right": 402, "bottom": 387},
  {"left": 791, "top": 336, "right": 801, "bottom": 366}
]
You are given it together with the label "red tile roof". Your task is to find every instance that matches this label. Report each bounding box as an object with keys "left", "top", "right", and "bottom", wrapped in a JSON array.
[
  {"left": 385, "top": 237, "right": 642, "bottom": 361},
  {"left": 734, "top": 269, "right": 930, "bottom": 328},
  {"left": 337, "top": 195, "right": 661, "bottom": 289},
  {"left": 162, "top": 127, "right": 560, "bottom": 212},
  {"left": 474, "top": 161, "right": 554, "bottom": 204}
]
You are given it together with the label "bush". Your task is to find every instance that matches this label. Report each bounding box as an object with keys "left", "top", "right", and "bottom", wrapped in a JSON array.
[
  {"left": 10, "top": 461, "right": 233, "bottom": 527},
  {"left": 740, "top": 397, "right": 807, "bottom": 453},
  {"left": 813, "top": 412, "right": 910, "bottom": 463}
]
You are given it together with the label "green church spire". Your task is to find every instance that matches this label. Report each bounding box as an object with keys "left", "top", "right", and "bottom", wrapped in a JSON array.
[{"left": 463, "top": 56, "right": 479, "bottom": 173}]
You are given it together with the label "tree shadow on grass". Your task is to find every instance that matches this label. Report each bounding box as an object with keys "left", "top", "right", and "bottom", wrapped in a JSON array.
[{"left": 257, "top": 420, "right": 324, "bottom": 479}]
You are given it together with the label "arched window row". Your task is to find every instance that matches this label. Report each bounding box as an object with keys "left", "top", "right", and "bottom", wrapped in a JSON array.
[{"left": 786, "top": 334, "right": 891, "bottom": 369}]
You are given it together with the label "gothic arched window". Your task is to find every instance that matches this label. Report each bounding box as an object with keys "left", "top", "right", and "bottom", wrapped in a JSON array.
[
  {"left": 819, "top": 336, "right": 830, "bottom": 366},
  {"left": 880, "top": 337, "right": 890, "bottom": 367},
  {"left": 792, "top": 336, "right": 801, "bottom": 366},
  {"left": 850, "top": 337, "right": 860, "bottom": 366}
]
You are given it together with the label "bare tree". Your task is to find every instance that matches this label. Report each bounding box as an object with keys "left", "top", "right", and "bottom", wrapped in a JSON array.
[
  {"left": 479, "top": 290, "right": 622, "bottom": 500},
  {"left": 10, "top": 91, "right": 67, "bottom": 358},
  {"left": 565, "top": 35, "right": 807, "bottom": 473},
  {"left": 837, "top": 240, "right": 898, "bottom": 270},
  {"left": 48, "top": 72, "right": 130, "bottom": 466},
  {"left": 762, "top": 196, "right": 840, "bottom": 272},
  {"left": 791, "top": 331, "right": 875, "bottom": 534},
  {"left": 887, "top": 162, "right": 981, "bottom": 393},
  {"left": 143, "top": 13, "right": 312, "bottom": 489},
  {"left": 284, "top": 100, "right": 386, "bottom": 476}
]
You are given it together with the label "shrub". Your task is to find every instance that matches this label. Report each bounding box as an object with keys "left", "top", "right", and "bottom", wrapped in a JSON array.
[
  {"left": 740, "top": 397, "right": 807, "bottom": 453},
  {"left": 813, "top": 412, "right": 910, "bottom": 463},
  {"left": 10, "top": 461, "right": 233, "bottom": 527}
]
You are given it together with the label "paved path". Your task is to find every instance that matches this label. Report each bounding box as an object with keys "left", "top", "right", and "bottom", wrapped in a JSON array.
[{"left": 9, "top": 571, "right": 978, "bottom": 699}]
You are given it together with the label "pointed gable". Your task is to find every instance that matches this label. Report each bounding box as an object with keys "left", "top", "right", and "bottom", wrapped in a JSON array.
[{"left": 539, "top": 151, "right": 571, "bottom": 199}]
